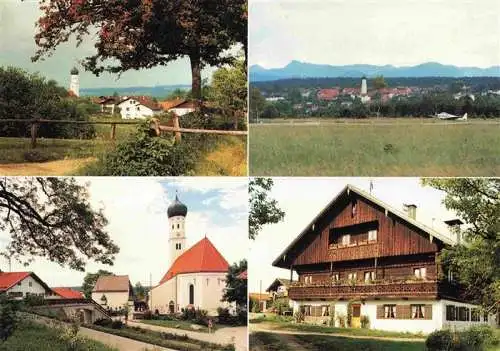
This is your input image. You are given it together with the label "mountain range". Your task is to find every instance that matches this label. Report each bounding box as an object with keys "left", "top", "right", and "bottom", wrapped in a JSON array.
[{"left": 250, "top": 61, "right": 500, "bottom": 82}]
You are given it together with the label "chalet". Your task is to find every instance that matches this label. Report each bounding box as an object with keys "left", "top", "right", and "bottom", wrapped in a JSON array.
[
  {"left": 117, "top": 96, "right": 162, "bottom": 119},
  {"left": 266, "top": 278, "right": 291, "bottom": 300},
  {"left": 0, "top": 272, "right": 54, "bottom": 300},
  {"left": 159, "top": 99, "right": 196, "bottom": 116},
  {"left": 273, "top": 185, "right": 494, "bottom": 333},
  {"left": 91, "top": 275, "right": 134, "bottom": 311}
]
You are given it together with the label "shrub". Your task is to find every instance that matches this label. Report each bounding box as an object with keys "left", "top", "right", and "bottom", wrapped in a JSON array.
[
  {"left": 460, "top": 325, "right": 498, "bottom": 350},
  {"left": 336, "top": 313, "right": 346, "bottom": 328},
  {"left": 0, "top": 296, "right": 18, "bottom": 341},
  {"left": 426, "top": 330, "right": 454, "bottom": 351},
  {"left": 293, "top": 311, "right": 304, "bottom": 324},
  {"left": 111, "top": 320, "right": 124, "bottom": 329},
  {"left": 93, "top": 318, "right": 112, "bottom": 327},
  {"left": 360, "top": 315, "right": 370, "bottom": 329},
  {"left": 143, "top": 310, "right": 153, "bottom": 320},
  {"left": 86, "top": 122, "right": 198, "bottom": 176}
]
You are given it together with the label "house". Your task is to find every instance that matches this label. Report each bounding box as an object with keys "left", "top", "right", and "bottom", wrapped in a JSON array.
[
  {"left": 266, "top": 278, "right": 291, "bottom": 300},
  {"left": 148, "top": 195, "right": 231, "bottom": 315},
  {"left": 97, "top": 96, "right": 121, "bottom": 115},
  {"left": 317, "top": 88, "right": 340, "bottom": 101},
  {"left": 265, "top": 96, "right": 285, "bottom": 102},
  {"left": 51, "top": 287, "right": 84, "bottom": 299},
  {"left": 117, "top": 96, "right": 163, "bottom": 119},
  {"left": 0, "top": 272, "right": 53, "bottom": 300},
  {"left": 91, "top": 275, "right": 134, "bottom": 311},
  {"left": 159, "top": 99, "right": 196, "bottom": 116},
  {"left": 273, "top": 184, "right": 494, "bottom": 333},
  {"left": 249, "top": 293, "right": 271, "bottom": 312}
]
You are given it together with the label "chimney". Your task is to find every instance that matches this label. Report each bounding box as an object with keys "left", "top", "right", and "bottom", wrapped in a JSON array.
[
  {"left": 444, "top": 219, "right": 464, "bottom": 244},
  {"left": 403, "top": 204, "right": 417, "bottom": 220}
]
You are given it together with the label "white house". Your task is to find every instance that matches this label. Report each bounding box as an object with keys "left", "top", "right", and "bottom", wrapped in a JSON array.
[
  {"left": 0, "top": 272, "right": 53, "bottom": 300},
  {"left": 159, "top": 99, "right": 196, "bottom": 116},
  {"left": 117, "top": 97, "right": 163, "bottom": 119},
  {"left": 148, "top": 195, "right": 231, "bottom": 315},
  {"left": 91, "top": 275, "right": 134, "bottom": 311}
]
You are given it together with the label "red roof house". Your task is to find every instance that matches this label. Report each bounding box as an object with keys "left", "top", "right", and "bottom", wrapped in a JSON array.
[
  {"left": 317, "top": 88, "right": 340, "bottom": 101},
  {"left": 52, "top": 287, "right": 84, "bottom": 299},
  {"left": 159, "top": 237, "right": 229, "bottom": 284},
  {"left": 0, "top": 272, "right": 52, "bottom": 299}
]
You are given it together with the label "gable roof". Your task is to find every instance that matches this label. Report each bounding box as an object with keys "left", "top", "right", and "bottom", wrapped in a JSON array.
[
  {"left": 92, "top": 275, "right": 130, "bottom": 293},
  {"left": 117, "top": 96, "right": 162, "bottom": 111},
  {"left": 266, "top": 278, "right": 291, "bottom": 292},
  {"left": 273, "top": 184, "right": 456, "bottom": 268},
  {"left": 159, "top": 237, "right": 229, "bottom": 285},
  {"left": 159, "top": 98, "right": 187, "bottom": 110},
  {"left": 0, "top": 272, "right": 51, "bottom": 292},
  {"left": 52, "top": 287, "right": 84, "bottom": 299}
]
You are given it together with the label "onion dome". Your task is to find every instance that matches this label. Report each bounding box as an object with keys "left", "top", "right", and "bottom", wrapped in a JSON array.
[
  {"left": 70, "top": 67, "right": 79, "bottom": 75},
  {"left": 167, "top": 195, "right": 187, "bottom": 218}
]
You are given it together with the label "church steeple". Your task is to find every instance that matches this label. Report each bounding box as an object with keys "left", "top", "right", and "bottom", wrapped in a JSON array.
[
  {"left": 69, "top": 66, "right": 80, "bottom": 97},
  {"left": 167, "top": 192, "right": 187, "bottom": 265}
]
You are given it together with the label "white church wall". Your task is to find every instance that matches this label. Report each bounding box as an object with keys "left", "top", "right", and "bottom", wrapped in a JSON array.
[
  {"left": 149, "top": 277, "right": 177, "bottom": 314},
  {"left": 177, "top": 272, "right": 227, "bottom": 314}
]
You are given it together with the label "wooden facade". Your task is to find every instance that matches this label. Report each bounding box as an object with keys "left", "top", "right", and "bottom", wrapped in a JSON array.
[{"left": 273, "top": 185, "right": 464, "bottom": 302}]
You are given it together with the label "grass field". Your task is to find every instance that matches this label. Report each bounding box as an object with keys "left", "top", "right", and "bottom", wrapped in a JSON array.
[
  {"left": 249, "top": 119, "right": 500, "bottom": 176},
  {"left": 0, "top": 321, "right": 116, "bottom": 351},
  {"left": 141, "top": 318, "right": 212, "bottom": 333}
]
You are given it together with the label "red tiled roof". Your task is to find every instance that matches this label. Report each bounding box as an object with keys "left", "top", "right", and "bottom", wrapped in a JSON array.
[
  {"left": 52, "top": 287, "right": 84, "bottom": 299},
  {"left": 92, "top": 275, "right": 130, "bottom": 292},
  {"left": 0, "top": 272, "right": 30, "bottom": 291},
  {"left": 159, "top": 98, "right": 187, "bottom": 111},
  {"left": 159, "top": 237, "right": 229, "bottom": 285},
  {"left": 119, "top": 96, "right": 162, "bottom": 111},
  {"left": 317, "top": 88, "right": 340, "bottom": 100}
]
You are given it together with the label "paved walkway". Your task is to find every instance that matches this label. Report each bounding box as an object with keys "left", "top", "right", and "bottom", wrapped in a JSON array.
[{"left": 129, "top": 320, "right": 248, "bottom": 351}]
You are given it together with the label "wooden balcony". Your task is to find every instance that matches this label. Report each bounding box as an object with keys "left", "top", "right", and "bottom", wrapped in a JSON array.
[{"left": 288, "top": 279, "right": 451, "bottom": 300}]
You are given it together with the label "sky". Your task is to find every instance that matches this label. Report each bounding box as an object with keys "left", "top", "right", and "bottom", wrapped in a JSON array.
[
  {"left": 248, "top": 177, "right": 459, "bottom": 293},
  {"left": 250, "top": 0, "right": 500, "bottom": 68},
  {"left": 0, "top": 177, "right": 248, "bottom": 288},
  {"left": 0, "top": 0, "right": 218, "bottom": 89}
]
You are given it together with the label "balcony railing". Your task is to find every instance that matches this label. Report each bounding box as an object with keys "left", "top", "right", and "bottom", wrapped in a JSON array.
[{"left": 288, "top": 279, "right": 445, "bottom": 300}]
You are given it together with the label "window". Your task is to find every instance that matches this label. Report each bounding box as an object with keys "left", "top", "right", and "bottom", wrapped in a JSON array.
[
  {"left": 351, "top": 202, "right": 357, "bottom": 217},
  {"left": 368, "top": 229, "right": 377, "bottom": 241},
  {"left": 348, "top": 272, "right": 357, "bottom": 281},
  {"left": 126, "top": 107, "right": 130, "bottom": 111},
  {"left": 446, "top": 305, "right": 456, "bottom": 321},
  {"left": 29, "top": 281, "right": 32, "bottom": 287},
  {"left": 341, "top": 234, "right": 351, "bottom": 245},
  {"left": 414, "top": 267, "right": 426, "bottom": 279},
  {"left": 301, "top": 305, "right": 311, "bottom": 316},
  {"left": 304, "top": 276, "right": 313, "bottom": 284},
  {"left": 206, "top": 279, "right": 209, "bottom": 286},
  {"left": 177, "top": 224, "right": 180, "bottom": 229},
  {"left": 17, "top": 282, "right": 21, "bottom": 286},
  {"left": 172, "top": 224, "right": 174, "bottom": 230},
  {"left": 384, "top": 305, "right": 396, "bottom": 319},
  {"left": 471, "top": 309, "right": 480, "bottom": 322},
  {"left": 411, "top": 305, "right": 425, "bottom": 319},
  {"left": 321, "top": 305, "right": 330, "bottom": 317},
  {"left": 331, "top": 273, "right": 339, "bottom": 281},
  {"left": 483, "top": 312, "right": 488, "bottom": 322},
  {"left": 458, "top": 307, "right": 469, "bottom": 321},
  {"left": 447, "top": 270, "right": 454, "bottom": 281},
  {"left": 175, "top": 243, "right": 182, "bottom": 250},
  {"left": 364, "top": 271, "right": 375, "bottom": 282},
  {"left": 136, "top": 107, "right": 140, "bottom": 111}
]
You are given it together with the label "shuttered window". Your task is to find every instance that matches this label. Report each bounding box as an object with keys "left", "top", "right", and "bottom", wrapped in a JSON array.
[
  {"left": 378, "top": 304, "right": 432, "bottom": 320},
  {"left": 411, "top": 305, "right": 424, "bottom": 319},
  {"left": 396, "top": 305, "right": 411, "bottom": 319},
  {"left": 384, "top": 305, "right": 396, "bottom": 319}
]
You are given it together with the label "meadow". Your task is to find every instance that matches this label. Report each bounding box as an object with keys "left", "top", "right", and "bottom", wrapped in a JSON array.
[{"left": 249, "top": 119, "right": 500, "bottom": 176}]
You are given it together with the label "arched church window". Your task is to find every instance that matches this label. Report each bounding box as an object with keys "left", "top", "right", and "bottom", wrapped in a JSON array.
[
  {"left": 189, "top": 284, "right": 194, "bottom": 305},
  {"left": 177, "top": 224, "right": 180, "bottom": 229}
]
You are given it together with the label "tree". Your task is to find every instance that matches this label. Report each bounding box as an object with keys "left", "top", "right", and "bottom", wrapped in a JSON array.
[
  {"left": 134, "top": 282, "right": 147, "bottom": 301},
  {"left": 0, "top": 295, "right": 17, "bottom": 342},
  {"left": 0, "top": 178, "right": 118, "bottom": 271},
  {"left": 422, "top": 178, "right": 500, "bottom": 310},
  {"left": 209, "top": 59, "right": 247, "bottom": 130},
  {"left": 31, "top": 0, "right": 246, "bottom": 103},
  {"left": 249, "top": 87, "right": 266, "bottom": 122},
  {"left": 82, "top": 270, "right": 113, "bottom": 299},
  {"left": 249, "top": 178, "right": 285, "bottom": 240},
  {"left": 221, "top": 260, "right": 247, "bottom": 307},
  {"left": 372, "top": 75, "right": 388, "bottom": 90}
]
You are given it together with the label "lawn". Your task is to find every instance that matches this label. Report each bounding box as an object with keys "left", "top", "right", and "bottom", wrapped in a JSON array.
[
  {"left": 294, "top": 334, "right": 424, "bottom": 351},
  {"left": 249, "top": 332, "right": 292, "bottom": 351},
  {"left": 249, "top": 119, "right": 500, "bottom": 176},
  {"left": 0, "top": 321, "right": 116, "bottom": 351}
]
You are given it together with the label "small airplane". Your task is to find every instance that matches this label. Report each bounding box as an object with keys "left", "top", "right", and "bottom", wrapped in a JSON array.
[{"left": 429, "top": 112, "right": 468, "bottom": 121}]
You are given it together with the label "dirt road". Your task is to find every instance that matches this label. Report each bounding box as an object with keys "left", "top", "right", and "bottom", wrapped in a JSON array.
[{"left": 0, "top": 158, "right": 94, "bottom": 175}]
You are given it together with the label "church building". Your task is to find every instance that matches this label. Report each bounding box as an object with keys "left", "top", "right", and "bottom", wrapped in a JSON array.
[{"left": 149, "top": 195, "right": 231, "bottom": 314}]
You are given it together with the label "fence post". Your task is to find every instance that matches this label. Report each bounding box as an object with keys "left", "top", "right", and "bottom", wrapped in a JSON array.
[
  {"left": 30, "top": 121, "right": 39, "bottom": 149},
  {"left": 150, "top": 118, "right": 161, "bottom": 136},
  {"left": 110, "top": 123, "right": 117, "bottom": 140},
  {"left": 172, "top": 114, "right": 181, "bottom": 142}
]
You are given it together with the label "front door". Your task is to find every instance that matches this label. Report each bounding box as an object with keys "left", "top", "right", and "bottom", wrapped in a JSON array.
[{"left": 351, "top": 304, "right": 361, "bottom": 328}]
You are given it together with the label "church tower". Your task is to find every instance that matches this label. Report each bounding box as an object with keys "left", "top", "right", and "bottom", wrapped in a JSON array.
[
  {"left": 361, "top": 76, "right": 367, "bottom": 95},
  {"left": 69, "top": 67, "right": 80, "bottom": 97},
  {"left": 167, "top": 193, "right": 188, "bottom": 265}
]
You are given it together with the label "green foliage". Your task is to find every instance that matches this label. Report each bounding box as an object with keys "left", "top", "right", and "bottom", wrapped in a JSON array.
[
  {"left": 222, "top": 259, "right": 247, "bottom": 307},
  {"left": 360, "top": 315, "right": 370, "bottom": 328},
  {"left": 0, "top": 297, "right": 18, "bottom": 341},
  {"left": 0, "top": 66, "right": 95, "bottom": 138},
  {"left": 250, "top": 298, "right": 261, "bottom": 313},
  {"left": 22, "top": 294, "right": 45, "bottom": 307},
  {"left": 373, "top": 75, "right": 388, "bottom": 89},
  {"left": 426, "top": 326, "right": 499, "bottom": 351},
  {"left": 82, "top": 270, "right": 113, "bottom": 299},
  {"left": 134, "top": 282, "right": 148, "bottom": 301},
  {"left": 336, "top": 313, "right": 346, "bottom": 328},
  {"left": 249, "top": 178, "right": 285, "bottom": 239},
  {"left": 293, "top": 311, "right": 304, "bottom": 323},
  {"left": 87, "top": 122, "right": 197, "bottom": 176},
  {"left": 249, "top": 87, "right": 266, "bottom": 121},
  {"left": 0, "top": 178, "right": 118, "bottom": 271},
  {"left": 423, "top": 178, "right": 500, "bottom": 308},
  {"left": 180, "top": 308, "right": 209, "bottom": 327}
]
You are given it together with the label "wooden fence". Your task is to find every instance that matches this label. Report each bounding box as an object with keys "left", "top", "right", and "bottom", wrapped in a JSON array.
[{"left": 0, "top": 116, "right": 247, "bottom": 148}]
